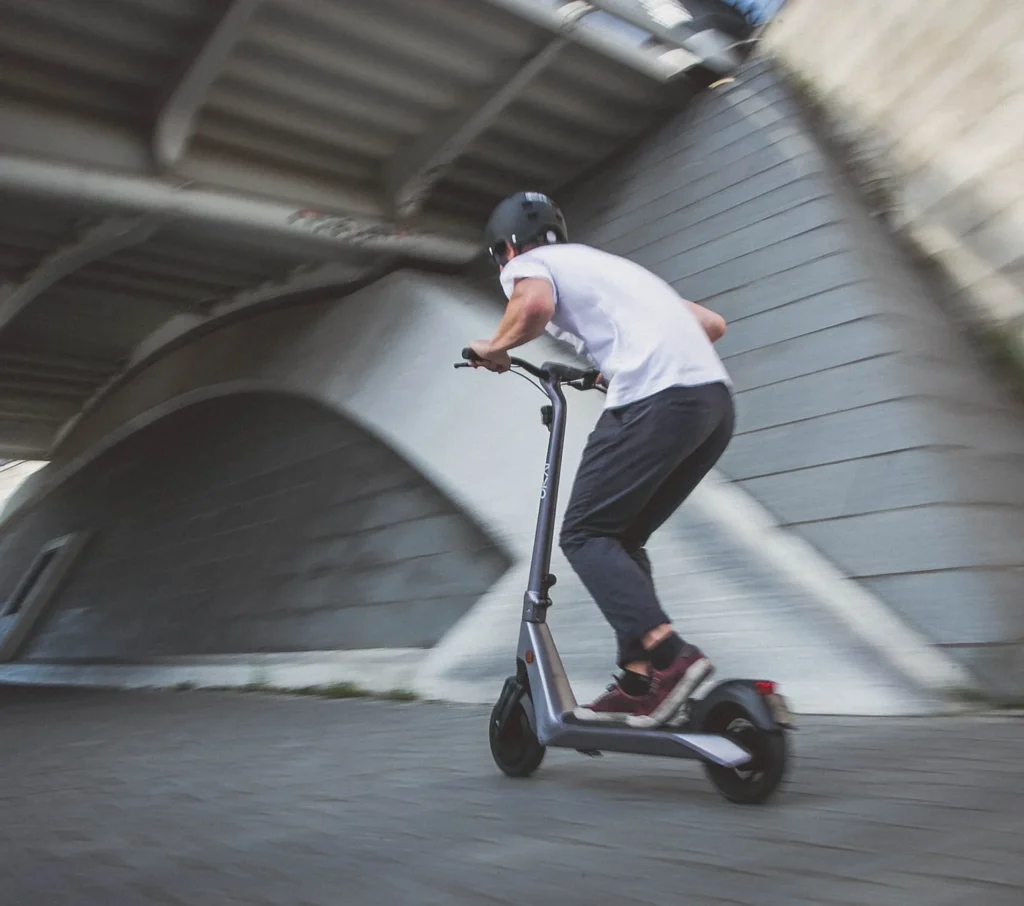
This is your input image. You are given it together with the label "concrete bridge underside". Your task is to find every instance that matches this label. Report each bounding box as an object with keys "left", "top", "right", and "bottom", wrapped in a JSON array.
[{"left": 0, "top": 9, "right": 1022, "bottom": 709}]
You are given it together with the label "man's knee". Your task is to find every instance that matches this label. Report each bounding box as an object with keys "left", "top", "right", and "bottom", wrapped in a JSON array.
[
  {"left": 559, "top": 521, "right": 586, "bottom": 558},
  {"left": 631, "top": 546, "right": 652, "bottom": 577},
  {"left": 560, "top": 508, "right": 602, "bottom": 558}
]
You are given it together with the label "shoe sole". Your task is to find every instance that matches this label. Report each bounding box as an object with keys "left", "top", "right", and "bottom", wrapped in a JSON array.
[
  {"left": 572, "top": 659, "right": 714, "bottom": 728},
  {"left": 627, "top": 658, "right": 714, "bottom": 729},
  {"left": 572, "top": 706, "right": 633, "bottom": 723}
]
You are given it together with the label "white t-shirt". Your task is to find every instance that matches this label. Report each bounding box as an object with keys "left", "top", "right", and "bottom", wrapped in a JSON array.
[{"left": 499, "top": 243, "right": 731, "bottom": 409}]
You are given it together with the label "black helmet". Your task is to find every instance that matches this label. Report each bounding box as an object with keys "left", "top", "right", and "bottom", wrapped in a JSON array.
[{"left": 484, "top": 191, "right": 568, "bottom": 268}]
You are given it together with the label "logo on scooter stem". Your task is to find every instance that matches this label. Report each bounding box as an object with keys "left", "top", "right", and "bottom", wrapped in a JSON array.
[{"left": 540, "top": 463, "right": 550, "bottom": 499}]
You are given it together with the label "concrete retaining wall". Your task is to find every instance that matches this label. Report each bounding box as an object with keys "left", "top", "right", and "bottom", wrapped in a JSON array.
[
  {"left": 763, "top": 0, "right": 1024, "bottom": 376},
  {"left": 560, "top": 56, "right": 1024, "bottom": 697}
]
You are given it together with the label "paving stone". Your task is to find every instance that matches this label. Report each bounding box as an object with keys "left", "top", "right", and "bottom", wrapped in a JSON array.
[{"left": 1, "top": 687, "right": 1022, "bottom": 906}]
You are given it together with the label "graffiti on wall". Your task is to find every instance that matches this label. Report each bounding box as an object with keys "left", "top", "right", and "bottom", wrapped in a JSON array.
[{"left": 286, "top": 209, "right": 411, "bottom": 245}]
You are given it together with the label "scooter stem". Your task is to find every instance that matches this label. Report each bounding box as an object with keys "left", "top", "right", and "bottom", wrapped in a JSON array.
[{"left": 523, "top": 371, "right": 568, "bottom": 623}]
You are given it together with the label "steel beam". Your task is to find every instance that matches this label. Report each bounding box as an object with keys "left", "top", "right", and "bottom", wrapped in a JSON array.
[
  {"left": 0, "top": 215, "right": 160, "bottom": 333},
  {"left": 0, "top": 405, "right": 75, "bottom": 425},
  {"left": 479, "top": 0, "right": 682, "bottom": 81},
  {"left": 481, "top": 0, "right": 739, "bottom": 76},
  {"left": 0, "top": 155, "right": 480, "bottom": 265},
  {"left": 0, "top": 382, "right": 91, "bottom": 402},
  {"left": 0, "top": 103, "right": 385, "bottom": 218},
  {"left": 154, "top": 0, "right": 265, "bottom": 170},
  {"left": 388, "top": 37, "right": 567, "bottom": 217},
  {"left": 0, "top": 362, "right": 105, "bottom": 389},
  {"left": 0, "top": 350, "right": 114, "bottom": 377},
  {"left": 585, "top": 0, "right": 741, "bottom": 73}
]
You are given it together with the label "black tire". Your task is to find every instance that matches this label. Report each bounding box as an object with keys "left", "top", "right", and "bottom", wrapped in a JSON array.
[
  {"left": 489, "top": 696, "right": 545, "bottom": 778},
  {"left": 701, "top": 704, "right": 787, "bottom": 804}
]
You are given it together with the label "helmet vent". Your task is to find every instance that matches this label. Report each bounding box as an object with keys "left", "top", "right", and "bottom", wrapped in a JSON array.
[{"left": 483, "top": 191, "right": 568, "bottom": 264}]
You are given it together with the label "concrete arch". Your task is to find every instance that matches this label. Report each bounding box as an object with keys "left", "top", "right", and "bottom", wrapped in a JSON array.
[
  {"left": 0, "top": 272, "right": 618, "bottom": 693},
  {"left": 3, "top": 272, "right": 588, "bottom": 557},
  {"left": 0, "top": 383, "right": 510, "bottom": 663}
]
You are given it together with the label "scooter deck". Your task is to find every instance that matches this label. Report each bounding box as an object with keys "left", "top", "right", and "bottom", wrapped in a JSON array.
[{"left": 545, "top": 715, "right": 752, "bottom": 768}]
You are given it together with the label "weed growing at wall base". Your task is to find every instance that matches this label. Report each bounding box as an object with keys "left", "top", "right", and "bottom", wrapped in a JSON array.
[
  {"left": 295, "top": 683, "right": 419, "bottom": 702},
  {"left": 195, "top": 681, "right": 419, "bottom": 703}
]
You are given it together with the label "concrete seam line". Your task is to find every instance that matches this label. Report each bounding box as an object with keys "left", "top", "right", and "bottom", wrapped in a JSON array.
[
  {"left": 0, "top": 649, "right": 427, "bottom": 693},
  {"left": 693, "top": 471, "right": 976, "bottom": 694},
  {"left": 723, "top": 80, "right": 821, "bottom": 181}
]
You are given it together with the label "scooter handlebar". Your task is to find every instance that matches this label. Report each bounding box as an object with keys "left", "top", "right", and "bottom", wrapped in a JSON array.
[{"left": 456, "top": 348, "right": 604, "bottom": 391}]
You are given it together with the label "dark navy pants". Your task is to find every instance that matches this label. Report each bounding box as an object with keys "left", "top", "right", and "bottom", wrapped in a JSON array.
[{"left": 559, "top": 381, "right": 734, "bottom": 668}]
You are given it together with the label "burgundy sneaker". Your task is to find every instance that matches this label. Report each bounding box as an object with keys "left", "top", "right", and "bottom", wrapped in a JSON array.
[
  {"left": 633, "top": 645, "right": 714, "bottom": 728},
  {"left": 573, "top": 679, "right": 649, "bottom": 723}
]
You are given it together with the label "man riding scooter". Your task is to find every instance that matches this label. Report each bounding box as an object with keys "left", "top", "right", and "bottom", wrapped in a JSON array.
[{"left": 466, "top": 191, "right": 732, "bottom": 729}]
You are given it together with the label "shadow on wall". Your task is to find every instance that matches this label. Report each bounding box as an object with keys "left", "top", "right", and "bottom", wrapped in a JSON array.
[{"left": 0, "top": 391, "right": 510, "bottom": 662}]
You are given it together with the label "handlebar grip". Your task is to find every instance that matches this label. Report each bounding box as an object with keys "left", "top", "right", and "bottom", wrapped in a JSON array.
[{"left": 461, "top": 347, "right": 479, "bottom": 362}]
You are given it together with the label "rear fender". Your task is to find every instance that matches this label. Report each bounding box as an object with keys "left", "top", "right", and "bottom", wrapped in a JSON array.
[{"left": 691, "top": 679, "right": 793, "bottom": 732}]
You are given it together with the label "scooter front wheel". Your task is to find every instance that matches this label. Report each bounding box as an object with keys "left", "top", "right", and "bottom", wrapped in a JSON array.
[
  {"left": 489, "top": 696, "right": 545, "bottom": 778},
  {"left": 701, "top": 705, "right": 787, "bottom": 804}
]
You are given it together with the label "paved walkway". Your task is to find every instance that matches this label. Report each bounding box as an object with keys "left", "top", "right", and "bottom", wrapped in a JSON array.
[{"left": 2, "top": 687, "right": 1023, "bottom": 906}]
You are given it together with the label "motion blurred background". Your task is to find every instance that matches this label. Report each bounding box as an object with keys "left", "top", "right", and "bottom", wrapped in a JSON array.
[
  {"left": 0, "top": 0, "right": 1021, "bottom": 713},
  {"left": 3, "top": 2, "right": 1024, "bottom": 904}
]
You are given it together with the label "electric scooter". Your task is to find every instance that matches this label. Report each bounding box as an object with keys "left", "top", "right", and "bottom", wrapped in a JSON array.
[{"left": 456, "top": 349, "right": 792, "bottom": 804}]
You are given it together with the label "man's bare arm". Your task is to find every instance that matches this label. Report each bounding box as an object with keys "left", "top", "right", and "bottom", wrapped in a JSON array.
[
  {"left": 686, "top": 300, "right": 726, "bottom": 343},
  {"left": 489, "top": 277, "right": 555, "bottom": 351},
  {"left": 469, "top": 277, "right": 555, "bottom": 371}
]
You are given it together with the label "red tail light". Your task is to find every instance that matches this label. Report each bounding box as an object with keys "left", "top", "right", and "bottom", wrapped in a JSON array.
[{"left": 754, "top": 680, "right": 777, "bottom": 696}]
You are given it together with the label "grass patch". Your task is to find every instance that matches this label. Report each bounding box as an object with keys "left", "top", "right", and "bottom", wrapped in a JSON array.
[
  {"left": 949, "top": 685, "right": 992, "bottom": 707},
  {"left": 297, "top": 683, "right": 419, "bottom": 702},
  {"left": 974, "top": 323, "right": 1024, "bottom": 405},
  {"left": 380, "top": 688, "right": 418, "bottom": 702},
  {"left": 186, "top": 681, "right": 419, "bottom": 703},
  {"left": 946, "top": 684, "right": 1024, "bottom": 713},
  {"left": 295, "top": 682, "right": 366, "bottom": 699}
]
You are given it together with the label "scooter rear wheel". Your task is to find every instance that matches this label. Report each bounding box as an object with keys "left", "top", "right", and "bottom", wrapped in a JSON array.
[
  {"left": 701, "top": 706, "right": 787, "bottom": 804},
  {"left": 489, "top": 696, "right": 545, "bottom": 778}
]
